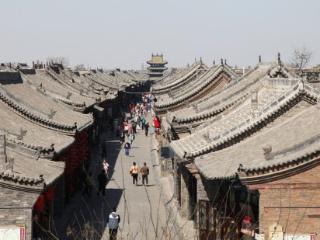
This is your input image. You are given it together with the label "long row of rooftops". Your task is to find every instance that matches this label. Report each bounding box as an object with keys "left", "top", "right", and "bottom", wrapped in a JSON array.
[
  {"left": 0, "top": 59, "right": 151, "bottom": 191},
  {"left": 153, "top": 53, "right": 320, "bottom": 183}
]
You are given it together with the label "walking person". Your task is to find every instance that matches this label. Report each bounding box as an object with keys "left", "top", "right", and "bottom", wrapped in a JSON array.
[
  {"left": 124, "top": 141, "right": 131, "bottom": 156},
  {"left": 144, "top": 122, "right": 149, "bottom": 136},
  {"left": 132, "top": 121, "right": 137, "bottom": 134},
  {"left": 108, "top": 207, "right": 120, "bottom": 240},
  {"left": 128, "top": 133, "right": 134, "bottom": 146},
  {"left": 97, "top": 169, "right": 108, "bottom": 196},
  {"left": 119, "top": 131, "right": 125, "bottom": 145},
  {"left": 140, "top": 162, "right": 149, "bottom": 186},
  {"left": 129, "top": 162, "right": 139, "bottom": 185},
  {"left": 103, "top": 159, "right": 110, "bottom": 179},
  {"left": 141, "top": 116, "right": 146, "bottom": 130}
]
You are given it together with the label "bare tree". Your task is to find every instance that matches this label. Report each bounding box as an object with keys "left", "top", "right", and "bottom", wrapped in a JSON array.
[
  {"left": 292, "top": 47, "right": 312, "bottom": 75},
  {"left": 46, "top": 56, "right": 69, "bottom": 67},
  {"left": 74, "top": 64, "right": 86, "bottom": 71}
]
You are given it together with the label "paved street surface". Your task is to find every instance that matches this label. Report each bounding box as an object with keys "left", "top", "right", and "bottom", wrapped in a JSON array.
[
  {"left": 54, "top": 120, "right": 173, "bottom": 240},
  {"left": 102, "top": 127, "right": 169, "bottom": 240}
]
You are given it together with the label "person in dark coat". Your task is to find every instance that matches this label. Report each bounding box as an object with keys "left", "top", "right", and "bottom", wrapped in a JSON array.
[
  {"left": 124, "top": 142, "right": 131, "bottom": 156},
  {"left": 144, "top": 122, "right": 149, "bottom": 136},
  {"left": 97, "top": 169, "right": 108, "bottom": 196}
]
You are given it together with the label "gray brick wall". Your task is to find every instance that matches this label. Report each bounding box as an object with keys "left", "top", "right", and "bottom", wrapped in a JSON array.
[{"left": 0, "top": 186, "right": 39, "bottom": 240}]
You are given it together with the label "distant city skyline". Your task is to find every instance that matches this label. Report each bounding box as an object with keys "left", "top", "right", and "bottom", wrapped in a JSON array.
[{"left": 1, "top": 0, "right": 319, "bottom": 69}]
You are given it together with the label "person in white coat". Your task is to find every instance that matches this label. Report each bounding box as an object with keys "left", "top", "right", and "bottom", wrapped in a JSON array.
[{"left": 108, "top": 207, "right": 120, "bottom": 240}]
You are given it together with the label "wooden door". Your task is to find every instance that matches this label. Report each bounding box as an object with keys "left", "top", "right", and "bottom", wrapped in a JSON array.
[{"left": 199, "top": 200, "right": 216, "bottom": 240}]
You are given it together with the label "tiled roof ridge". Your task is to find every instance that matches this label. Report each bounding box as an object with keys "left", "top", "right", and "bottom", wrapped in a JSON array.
[
  {"left": 47, "top": 69, "right": 96, "bottom": 100},
  {"left": 6, "top": 135, "right": 54, "bottom": 158},
  {"left": 152, "top": 62, "right": 205, "bottom": 92},
  {"left": 0, "top": 86, "right": 77, "bottom": 135},
  {"left": 154, "top": 65, "right": 227, "bottom": 109},
  {"left": 46, "top": 93, "right": 86, "bottom": 112},
  {"left": 47, "top": 69, "right": 79, "bottom": 91},
  {"left": 184, "top": 81, "right": 318, "bottom": 158},
  {"left": 86, "top": 74, "right": 119, "bottom": 91},
  {"left": 222, "top": 64, "right": 240, "bottom": 79},
  {"left": 238, "top": 149, "right": 320, "bottom": 183},
  {"left": 90, "top": 72, "right": 121, "bottom": 90},
  {"left": 21, "top": 71, "right": 92, "bottom": 112},
  {"left": 0, "top": 128, "right": 55, "bottom": 157},
  {"left": 0, "top": 170, "right": 45, "bottom": 190},
  {"left": 198, "top": 149, "right": 320, "bottom": 181},
  {"left": 171, "top": 65, "right": 273, "bottom": 124}
]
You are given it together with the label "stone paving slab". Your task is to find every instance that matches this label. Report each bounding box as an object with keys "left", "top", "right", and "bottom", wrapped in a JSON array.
[
  {"left": 103, "top": 126, "right": 169, "bottom": 240},
  {"left": 54, "top": 125, "right": 176, "bottom": 239}
]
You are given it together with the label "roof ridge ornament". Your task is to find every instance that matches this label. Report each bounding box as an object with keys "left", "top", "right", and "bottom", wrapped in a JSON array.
[
  {"left": 66, "top": 92, "right": 72, "bottom": 99},
  {"left": 263, "top": 145, "right": 273, "bottom": 160},
  {"left": 47, "top": 109, "right": 57, "bottom": 120},
  {"left": 17, "top": 128, "right": 27, "bottom": 140},
  {"left": 277, "top": 52, "right": 281, "bottom": 66},
  {"left": 5, "top": 157, "right": 14, "bottom": 172}
]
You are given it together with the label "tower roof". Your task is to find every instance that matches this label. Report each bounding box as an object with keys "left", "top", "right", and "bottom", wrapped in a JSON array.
[{"left": 147, "top": 54, "right": 168, "bottom": 65}]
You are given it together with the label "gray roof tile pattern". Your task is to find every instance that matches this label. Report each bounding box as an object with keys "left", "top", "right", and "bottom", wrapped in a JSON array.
[
  {"left": 23, "top": 70, "right": 95, "bottom": 109},
  {"left": 1, "top": 76, "right": 93, "bottom": 132},
  {"left": 169, "top": 63, "right": 280, "bottom": 124},
  {"left": 0, "top": 148, "right": 64, "bottom": 189},
  {"left": 154, "top": 64, "right": 234, "bottom": 109},
  {"left": 0, "top": 100, "right": 74, "bottom": 153},
  {"left": 195, "top": 103, "right": 320, "bottom": 180},
  {"left": 170, "top": 79, "right": 312, "bottom": 159},
  {"left": 152, "top": 61, "right": 206, "bottom": 92}
]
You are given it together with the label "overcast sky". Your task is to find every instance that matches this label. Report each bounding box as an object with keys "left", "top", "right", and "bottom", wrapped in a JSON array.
[{"left": 1, "top": 0, "right": 319, "bottom": 69}]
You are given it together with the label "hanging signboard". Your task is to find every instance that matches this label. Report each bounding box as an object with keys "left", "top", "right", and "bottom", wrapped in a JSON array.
[
  {"left": 0, "top": 225, "right": 25, "bottom": 240},
  {"left": 255, "top": 233, "right": 265, "bottom": 240},
  {"left": 284, "top": 234, "right": 316, "bottom": 240}
]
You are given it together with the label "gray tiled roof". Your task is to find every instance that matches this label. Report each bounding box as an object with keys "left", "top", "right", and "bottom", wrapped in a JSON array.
[
  {"left": 154, "top": 64, "right": 234, "bottom": 109},
  {"left": 171, "top": 78, "right": 313, "bottom": 159},
  {"left": 0, "top": 99, "right": 74, "bottom": 153},
  {"left": 23, "top": 70, "right": 95, "bottom": 109},
  {"left": 0, "top": 147, "right": 64, "bottom": 190},
  {"left": 168, "top": 63, "right": 280, "bottom": 124},
  {"left": 153, "top": 61, "right": 206, "bottom": 92},
  {"left": 1, "top": 78, "right": 93, "bottom": 132},
  {"left": 195, "top": 103, "right": 320, "bottom": 180}
]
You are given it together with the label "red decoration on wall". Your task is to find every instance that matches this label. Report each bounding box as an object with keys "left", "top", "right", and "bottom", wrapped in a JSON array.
[
  {"left": 64, "top": 129, "right": 89, "bottom": 196},
  {"left": 44, "top": 186, "right": 55, "bottom": 203},
  {"left": 33, "top": 194, "right": 45, "bottom": 213}
]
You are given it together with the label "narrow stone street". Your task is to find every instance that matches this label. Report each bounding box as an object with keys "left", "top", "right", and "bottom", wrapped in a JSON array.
[
  {"left": 102, "top": 125, "right": 168, "bottom": 240},
  {"left": 54, "top": 114, "right": 176, "bottom": 240}
]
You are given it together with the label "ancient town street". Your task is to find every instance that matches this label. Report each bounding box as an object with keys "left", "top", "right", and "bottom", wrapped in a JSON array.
[
  {"left": 54, "top": 115, "right": 180, "bottom": 240},
  {"left": 101, "top": 124, "right": 168, "bottom": 239}
]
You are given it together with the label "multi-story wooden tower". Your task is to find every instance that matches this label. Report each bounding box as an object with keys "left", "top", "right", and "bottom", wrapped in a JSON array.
[{"left": 147, "top": 54, "right": 168, "bottom": 79}]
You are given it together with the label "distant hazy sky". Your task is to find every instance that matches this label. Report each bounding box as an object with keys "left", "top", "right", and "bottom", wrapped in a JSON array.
[{"left": 1, "top": 0, "right": 319, "bottom": 69}]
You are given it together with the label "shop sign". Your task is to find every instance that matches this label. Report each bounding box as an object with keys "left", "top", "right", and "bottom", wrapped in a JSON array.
[
  {"left": 255, "top": 233, "right": 265, "bottom": 240},
  {"left": 0, "top": 225, "right": 25, "bottom": 240},
  {"left": 285, "top": 234, "right": 316, "bottom": 240}
]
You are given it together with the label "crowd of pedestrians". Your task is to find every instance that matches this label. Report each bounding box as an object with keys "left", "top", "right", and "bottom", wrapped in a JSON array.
[{"left": 69, "top": 93, "right": 157, "bottom": 240}]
